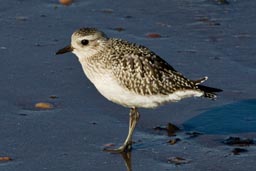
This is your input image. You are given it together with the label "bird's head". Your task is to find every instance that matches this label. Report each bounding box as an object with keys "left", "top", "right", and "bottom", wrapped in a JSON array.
[{"left": 56, "top": 28, "right": 108, "bottom": 60}]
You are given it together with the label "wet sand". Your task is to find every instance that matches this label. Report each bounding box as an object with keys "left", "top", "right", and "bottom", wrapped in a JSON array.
[{"left": 1, "top": 0, "right": 256, "bottom": 170}]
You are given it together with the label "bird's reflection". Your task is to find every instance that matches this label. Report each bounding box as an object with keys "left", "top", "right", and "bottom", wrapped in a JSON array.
[{"left": 120, "top": 152, "right": 132, "bottom": 171}]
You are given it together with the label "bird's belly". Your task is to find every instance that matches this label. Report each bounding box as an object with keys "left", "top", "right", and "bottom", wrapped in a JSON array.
[
  {"left": 88, "top": 73, "right": 203, "bottom": 109},
  {"left": 81, "top": 62, "right": 203, "bottom": 108},
  {"left": 91, "top": 74, "right": 156, "bottom": 108}
]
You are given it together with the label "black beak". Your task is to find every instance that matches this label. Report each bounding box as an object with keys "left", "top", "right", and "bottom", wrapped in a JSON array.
[{"left": 56, "top": 45, "right": 73, "bottom": 55}]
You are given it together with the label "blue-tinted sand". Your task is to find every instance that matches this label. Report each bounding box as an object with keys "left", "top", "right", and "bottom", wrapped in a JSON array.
[
  {"left": 1, "top": 0, "right": 256, "bottom": 171},
  {"left": 184, "top": 99, "right": 256, "bottom": 134}
]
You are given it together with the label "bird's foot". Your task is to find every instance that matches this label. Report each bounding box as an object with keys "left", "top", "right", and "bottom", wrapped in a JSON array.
[{"left": 103, "top": 143, "right": 132, "bottom": 153}]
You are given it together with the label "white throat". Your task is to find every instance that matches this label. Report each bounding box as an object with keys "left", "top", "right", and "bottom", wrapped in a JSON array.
[
  {"left": 72, "top": 41, "right": 106, "bottom": 62},
  {"left": 72, "top": 48, "right": 97, "bottom": 62}
]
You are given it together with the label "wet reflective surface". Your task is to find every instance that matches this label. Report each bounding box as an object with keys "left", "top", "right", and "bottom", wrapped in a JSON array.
[{"left": 1, "top": 0, "right": 256, "bottom": 170}]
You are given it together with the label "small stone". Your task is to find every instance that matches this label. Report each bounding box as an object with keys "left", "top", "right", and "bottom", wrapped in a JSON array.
[
  {"left": 35, "top": 102, "right": 54, "bottom": 109},
  {"left": 232, "top": 148, "right": 248, "bottom": 155},
  {"left": 0, "top": 156, "right": 12, "bottom": 161},
  {"left": 49, "top": 95, "right": 58, "bottom": 99},
  {"left": 59, "top": 0, "right": 73, "bottom": 6},
  {"left": 223, "top": 137, "right": 254, "bottom": 146},
  {"left": 146, "top": 33, "right": 161, "bottom": 38},
  {"left": 167, "top": 157, "right": 189, "bottom": 165},
  {"left": 90, "top": 121, "right": 97, "bottom": 125}
]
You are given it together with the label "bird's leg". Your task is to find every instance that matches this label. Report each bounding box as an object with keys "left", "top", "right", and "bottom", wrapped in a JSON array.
[
  {"left": 122, "top": 107, "right": 140, "bottom": 149},
  {"left": 104, "top": 107, "right": 140, "bottom": 153}
]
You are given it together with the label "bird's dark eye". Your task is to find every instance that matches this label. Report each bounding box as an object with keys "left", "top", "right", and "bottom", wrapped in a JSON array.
[{"left": 81, "top": 39, "right": 89, "bottom": 45}]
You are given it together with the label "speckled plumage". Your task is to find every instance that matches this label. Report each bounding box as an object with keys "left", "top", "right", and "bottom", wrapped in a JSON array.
[
  {"left": 56, "top": 27, "right": 222, "bottom": 152},
  {"left": 107, "top": 38, "right": 197, "bottom": 96},
  {"left": 67, "top": 28, "right": 220, "bottom": 107}
]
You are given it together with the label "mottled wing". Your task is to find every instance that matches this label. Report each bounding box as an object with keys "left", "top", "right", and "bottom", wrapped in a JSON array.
[{"left": 110, "top": 40, "right": 197, "bottom": 96}]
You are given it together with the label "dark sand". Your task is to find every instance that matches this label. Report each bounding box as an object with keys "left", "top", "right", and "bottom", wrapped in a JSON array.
[{"left": 1, "top": 0, "right": 256, "bottom": 170}]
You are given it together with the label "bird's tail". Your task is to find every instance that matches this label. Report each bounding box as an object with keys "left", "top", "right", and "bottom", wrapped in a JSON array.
[{"left": 194, "top": 77, "right": 222, "bottom": 99}]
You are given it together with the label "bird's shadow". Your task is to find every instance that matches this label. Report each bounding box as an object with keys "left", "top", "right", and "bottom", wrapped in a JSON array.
[{"left": 183, "top": 99, "right": 256, "bottom": 134}]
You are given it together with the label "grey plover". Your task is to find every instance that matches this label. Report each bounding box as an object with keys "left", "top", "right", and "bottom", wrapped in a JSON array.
[{"left": 56, "top": 28, "right": 222, "bottom": 152}]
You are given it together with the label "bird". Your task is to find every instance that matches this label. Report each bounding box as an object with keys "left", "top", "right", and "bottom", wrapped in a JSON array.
[{"left": 56, "top": 27, "right": 222, "bottom": 153}]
